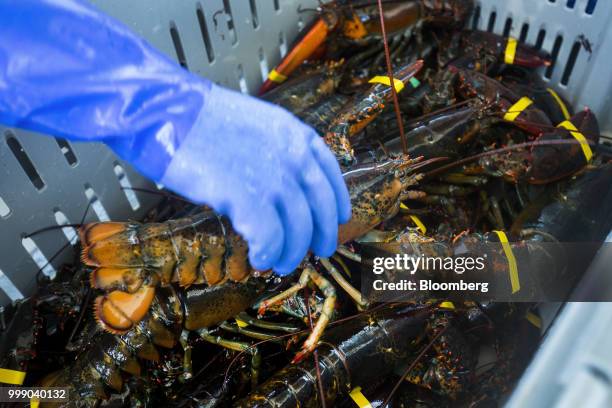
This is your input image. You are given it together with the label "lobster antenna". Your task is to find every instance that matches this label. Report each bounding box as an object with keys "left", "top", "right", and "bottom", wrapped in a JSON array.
[
  {"left": 377, "top": 0, "right": 408, "bottom": 154},
  {"left": 424, "top": 138, "right": 598, "bottom": 178}
]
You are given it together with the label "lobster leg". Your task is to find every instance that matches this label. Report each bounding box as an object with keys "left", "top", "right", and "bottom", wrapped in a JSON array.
[
  {"left": 256, "top": 267, "right": 336, "bottom": 364},
  {"left": 219, "top": 321, "right": 292, "bottom": 344},
  {"left": 319, "top": 257, "right": 369, "bottom": 310},
  {"left": 234, "top": 312, "right": 301, "bottom": 334},
  {"left": 179, "top": 330, "right": 193, "bottom": 382},
  {"left": 197, "top": 328, "right": 261, "bottom": 388}
]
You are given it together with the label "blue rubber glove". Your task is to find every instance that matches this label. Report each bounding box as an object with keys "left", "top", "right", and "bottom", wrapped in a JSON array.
[{"left": 0, "top": 0, "right": 351, "bottom": 275}]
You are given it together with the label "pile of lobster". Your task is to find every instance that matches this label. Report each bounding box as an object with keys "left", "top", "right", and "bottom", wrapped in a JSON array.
[{"left": 2, "top": 1, "right": 612, "bottom": 407}]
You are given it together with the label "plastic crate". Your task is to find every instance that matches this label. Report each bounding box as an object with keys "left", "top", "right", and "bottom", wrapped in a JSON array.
[
  {"left": 0, "top": 1, "right": 611, "bottom": 406},
  {"left": 472, "top": 2, "right": 612, "bottom": 406}
]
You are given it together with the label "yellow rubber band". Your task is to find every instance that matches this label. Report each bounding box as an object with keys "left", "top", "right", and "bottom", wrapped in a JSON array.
[
  {"left": 31, "top": 399, "right": 40, "bottom": 408},
  {"left": 557, "top": 120, "right": 593, "bottom": 162},
  {"left": 267, "top": 69, "right": 287, "bottom": 83},
  {"left": 400, "top": 203, "right": 427, "bottom": 234},
  {"left": 504, "top": 37, "right": 518, "bottom": 64},
  {"left": 439, "top": 301, "right": 455, "bottom": 309},
  {"left": 349, "top": 386, "right": 373, "bottom": 408},
  {"left": 493, "top": 231, "right": 520, "bottom": 294},
  {"left": 546, "top": 88, "right": 571, "bottom": 120},
  {"left": 525, "top": 312, "right": 542, "bottom": 329},
  {"left": 368, "top": 75, "right": 405, "bottom": 93},
  {"left": 503, "top": 96, "right": 533, "bottom": 122},
  {"left": 235, "top": 318, "right": 249, "bottom": 328},
  {"left": 0, "top": 368, "right": 26, "bottom": 385}
]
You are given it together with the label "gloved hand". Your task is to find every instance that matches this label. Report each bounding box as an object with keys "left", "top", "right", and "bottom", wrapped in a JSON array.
[
  {"left": 111, "top": 85, "right": 351, "bottom": 274},
  {"left": 0, "top": 0, "right": 351, "bottom": 275}
]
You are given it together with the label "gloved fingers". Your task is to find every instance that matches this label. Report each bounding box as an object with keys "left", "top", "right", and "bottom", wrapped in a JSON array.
[
  {"left": 271, "top": 178, "right": 314, "bottom": 275},
  {"left": 310, "top": 136, "right": 352, "bottom": 224},
  {"left": 229, "top": 197, "right": 285, "bottom": 272},
  {"left": 299, "top": 150, "right": 339, "bottom": 258}
]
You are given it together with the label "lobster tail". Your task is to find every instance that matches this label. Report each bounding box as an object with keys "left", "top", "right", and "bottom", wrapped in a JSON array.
[
  {"left": 90, "top": 267, "right": 146, "bottom": 292},
  {"left": 80, "top": 222, "right": 144, "bottom": 267}
]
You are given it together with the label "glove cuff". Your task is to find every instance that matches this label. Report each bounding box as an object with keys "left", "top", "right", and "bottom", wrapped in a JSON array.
[{"left": 106, "top": 78, "right": 212, "bottom": 182}]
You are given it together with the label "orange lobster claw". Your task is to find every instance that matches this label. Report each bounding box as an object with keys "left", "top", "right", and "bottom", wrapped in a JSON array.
[
  {"left": 258, "top": 17, "right": 330, "bottom": 95},
  {"left": 94, "top": 286, "right": 155, "bottom": 334}
]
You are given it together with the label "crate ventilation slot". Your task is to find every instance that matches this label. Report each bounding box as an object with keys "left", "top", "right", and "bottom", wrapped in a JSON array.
[
  {"left": 273, "top": 0, "right": 280, "bottom": 12},
  {"left": 223, "top": 0, "right": 238, "bottom": 45},
  {"left": 259, "top": 47, "right": 269, "bottom": 82},
  {"left": 54, "top": 209, "right": 79, "bottom": 245},
  {"left": 55, "top": 138, "right": 78, "bottom": 166},
  {"left": 0, "top": 196, "right": 10, "bottom": 218},
  {"left": 472, "top": 5, "right": 481, "bottom": 29},
  {"left": 0, "top": 268, "right": 23, "bottom": 301},
  {"left": 535, "top": 29, "right": 546, "bottom": 50},
  {"left": 237, "top": 64, "right": 248, "bottom": 94},
  {"left": 6, "top": 133, "right": 45, "bottom": 191},
  {"left": 113, "top": 164, "right": 141, "bottom": 211},
  {"left": 84, "top": 184, "right": 110, "bottom": 221},
  {"left": 21, "top": 237, "right": 56, "bottom": 279},
  {"left": 487, "top": 11, "right": 496, "bottom": 32},
  {"left": 196, "top": 5, "right": 215, "bottom": 63},
  {"left": 586, "top": 0, "right": 598, "bottom": 14},
  {"left": 561, "top": 41, "right": 581, "bottom": 85},
  {"left": 545, "top": 35, "right": 564, "bottom": 79},
  {"left": 503, "top": 17, "right": 513, "bottom": 37},
  {"left": 519, "top": 23, "right": 529, "bottom": 42},
  {"left": 170, "top": 22, "right": 189, "bottom": 69},
  {"left": 249, "top": 0, "right": 259, "bottom": 29},
  {"left": 279, "top": 31, "right": 288, "bottom": 58}
]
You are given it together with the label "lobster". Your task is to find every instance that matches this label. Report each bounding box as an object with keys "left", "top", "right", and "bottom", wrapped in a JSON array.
[
  {"left": 258, "top": 0, "right": 473, "bottom": 94},
  {"left": 40, "top": 279, "right": 267, "bottom": 405},
  {"left": 235, "top": 304, "right": 428, "bottom": 407},
  {"left": 78, "top": 152, "right": 431, "bottom": 362},
  {"left": 443, "top": 30, "right": 552, "bottom": 73},
  {"left": 361, "top": 163, "right": 612, "bottom": 301},
  {"left": 323, "top": 59, "right": 424, "bottom": 165}
]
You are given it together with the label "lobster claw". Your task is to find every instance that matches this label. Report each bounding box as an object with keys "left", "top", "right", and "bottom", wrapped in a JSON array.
[
  {"left": 258, "top": 17, "right": 332, "bottom": 95},
  {"left": 528, "top": 108, "right": 599, "bottom": 184},
  {"left": 453, "top": 68, "right": 552, "bottom": 135},
  {"left": 463, "top": 30, "right": 552, "bottom": 68},
  {"left": 510, "top": 40, "right": 552, "bottom": 68}
]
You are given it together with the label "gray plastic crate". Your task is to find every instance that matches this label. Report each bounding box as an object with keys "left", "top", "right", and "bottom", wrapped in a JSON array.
[
  {"left": 473, "top": 1, "right": 612, "bottom": 406},
  {"left": 1, "top": 1, "right": 611, "bottom": 407}
]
